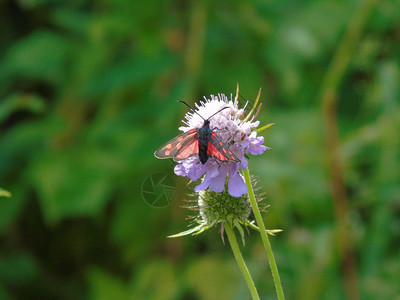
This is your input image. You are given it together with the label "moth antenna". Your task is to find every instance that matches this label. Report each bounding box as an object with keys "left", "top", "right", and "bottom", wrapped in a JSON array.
[
  {"left": 207, "top": 107, "right": 229, "bottom": 120},
  {"left": 178, "top": 101, "right": 229, "bottom": 121},
  {"left": 178, "top": 101, "right": 206, "bottom": 121}
]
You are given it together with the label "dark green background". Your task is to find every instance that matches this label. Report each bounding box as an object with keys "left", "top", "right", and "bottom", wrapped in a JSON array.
[{"left": 0, "top": 0, "right": 399, "bottom": 299}]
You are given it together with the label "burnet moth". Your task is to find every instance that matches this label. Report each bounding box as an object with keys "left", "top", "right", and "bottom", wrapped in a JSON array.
[{"left": 154, "top": 101, "right": 240, "bottom": 164}]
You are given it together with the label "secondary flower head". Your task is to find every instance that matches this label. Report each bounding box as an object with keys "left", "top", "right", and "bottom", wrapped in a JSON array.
[
  {"left": 168, "top": 178, "right": 281, "bottom": 241},
  {"left": 174, "top": 90, "right": 269, "bottom": 197}
]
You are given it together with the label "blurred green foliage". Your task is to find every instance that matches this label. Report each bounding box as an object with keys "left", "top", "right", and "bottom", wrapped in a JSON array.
[{"left": 0, "top": 0, "right": 399, "bottom": 299}]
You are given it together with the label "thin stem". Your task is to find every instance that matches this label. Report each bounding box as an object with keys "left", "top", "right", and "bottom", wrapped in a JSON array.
[
  {"left": 224, "top": 221, "right": 260, "bottom": 300},
  {"left": 320, "top": 0, "right": 378, "bottom": 299},
  {"left": 243, "top": 167, "right": 285, "bottom": 300}
]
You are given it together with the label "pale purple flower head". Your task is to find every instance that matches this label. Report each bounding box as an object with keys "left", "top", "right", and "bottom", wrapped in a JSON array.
[{"left": 174, "top": 93, "right": 268, "bottom": 197}]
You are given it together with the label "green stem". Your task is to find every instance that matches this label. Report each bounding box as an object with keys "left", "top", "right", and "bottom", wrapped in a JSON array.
[
  {"left": 243, "top": 167, "right": 285, "bottom": 300},
  {"left": 225, "top": 221, "right": 260, "bottom": 300},
  {"left": 320, "top": 1, "right": 378, "bottom": 299}
]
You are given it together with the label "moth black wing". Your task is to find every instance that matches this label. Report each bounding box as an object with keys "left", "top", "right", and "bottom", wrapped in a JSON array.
[
  {"left": 207, "top": 132, "right": 240, "bottom": 163},
  {"left": 154, "top": 129, "right": 198, "bottom": 160}
]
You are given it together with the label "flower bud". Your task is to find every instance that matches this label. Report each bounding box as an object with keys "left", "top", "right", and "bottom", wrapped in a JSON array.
[{"left": 198, "top": 187, "right": 251, "bottom": 227}]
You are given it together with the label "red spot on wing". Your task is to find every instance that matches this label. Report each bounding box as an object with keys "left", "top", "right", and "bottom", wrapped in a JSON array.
[
  {"left": 207, "top": 142, "right": 229, "bottom": 162},
  {"left": 155, "top": 128, "right": 199, "bottom": 160},
  {"left": 209, "top": 132, "right": 240, "bottom": 163},
  {"left": 175, "top": 140, "right": 199, "bottom": 160}
]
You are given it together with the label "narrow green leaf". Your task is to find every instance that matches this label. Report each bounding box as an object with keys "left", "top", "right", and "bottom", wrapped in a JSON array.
[
  {"left": 256, "top": 123, "right": 275, "bottom": 134},
  {"left": 243, "top": 88, "right": 262, "bottom": 122},
  {"left": 167, "top": 224, "right": 206, "bottom": 238}
]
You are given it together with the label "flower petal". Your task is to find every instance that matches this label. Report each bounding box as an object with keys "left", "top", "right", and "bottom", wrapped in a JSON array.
[
  {"left": 239, "top": 156, "right": 248, "bottom": 170},
  {"left": 194, "top": 173, "right": 212, "bottom": 192},
  {"left": 228, "top": 172, "right": 248, "bottom": 197},
  {"left": 232, "top": 144, "right": 248, "bottom": 170},
  {"left": 187, "top": 163, "right": 207, "bottom": 181},
  {"left": 208, "top": 171, "right": 227, "bottom": 193},
  {"left": 246, "top": 132, "right": 268, "bottom": 155},
  {"left": 174, "top": 163, "right": 187, "bottom": 177}
]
